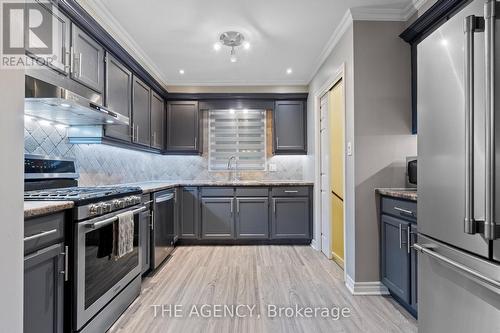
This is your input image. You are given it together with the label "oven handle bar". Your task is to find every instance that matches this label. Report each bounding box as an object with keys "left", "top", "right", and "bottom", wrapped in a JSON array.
[{"left": 85, "top": 206, "right": 146, "bottom": 229}]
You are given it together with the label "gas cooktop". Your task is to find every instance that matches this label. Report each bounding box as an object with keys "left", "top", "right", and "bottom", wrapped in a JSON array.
[{"left": 24, "top": 186, "right": 142, "bottom": 204}]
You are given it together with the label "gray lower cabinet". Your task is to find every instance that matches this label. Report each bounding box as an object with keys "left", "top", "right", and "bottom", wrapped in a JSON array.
[
  {"left": 271, "top": 197, "right": 310, "bottom": 239},
  {"left": 24, "top": 242, "right": 65, "bottom": 333},
  {"left": 166, "top": 101, "right": 200, "bottom": 153},
  {"left": 71, "top": 23, "right": 104, "bottom": 93},
  {"left": 201, "top": 197, "right": 234, "bottom": 239},
  {"left": 379, "top": 196, "right": 417, "bottom": 317},
  {"left": 236, "top": 197, "right": 269, "bottom": 239},
  {"left": 273, "top": 100, "right": 307, "bottom": 154},
  {"left": 104, "top": 52, "right": 132, "bottom": 142},
  {"left": 132, "top": 76, "right": 151, "bottom": 146},
  {"left": 381, "top": 214, "right": 411, "bottom": 303},
  {"left": 180, "top": 187, "right": 199, "bottom": 239},
  {"left": 409, "top": 223, "right": 418, "bottom": 313},
  {"left": 150, "top": 91, "right": 165, "bottom": 149}
]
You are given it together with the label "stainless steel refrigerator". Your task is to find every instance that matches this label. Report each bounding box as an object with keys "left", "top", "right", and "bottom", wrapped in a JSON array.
[{"left": 417, "top": 0, "right": 500, "bottom": 331}]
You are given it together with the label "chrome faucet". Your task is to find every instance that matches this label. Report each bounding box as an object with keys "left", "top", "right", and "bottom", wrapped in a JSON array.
[{"left": 227, "top": 155, "right": 239, "bottom": 181}]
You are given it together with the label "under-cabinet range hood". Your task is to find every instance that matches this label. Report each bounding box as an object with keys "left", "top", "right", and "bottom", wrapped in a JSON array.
[{"left": 25, "top": 76, "right": 129, "bottom": 126}]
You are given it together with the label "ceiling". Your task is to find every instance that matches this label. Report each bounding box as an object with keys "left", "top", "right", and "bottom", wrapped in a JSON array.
[{"left": 85, "top": 0, "right": 416, "bottom": 86}]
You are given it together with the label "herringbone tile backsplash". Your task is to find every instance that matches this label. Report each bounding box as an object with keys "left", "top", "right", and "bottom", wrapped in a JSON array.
[{"left": 24, "top": 120, "right": 306, "bottom": 186}]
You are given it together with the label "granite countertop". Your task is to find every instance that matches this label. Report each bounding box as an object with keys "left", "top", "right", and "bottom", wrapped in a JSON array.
[
  {"left": 125, "top": 180, "right": 314, "bottom": 194},
  {"left": 24, "top": 201, "right": 74, "bottom": 219},
  {"left": 376, "top": 188, "right": 417, "bottom": 201}
]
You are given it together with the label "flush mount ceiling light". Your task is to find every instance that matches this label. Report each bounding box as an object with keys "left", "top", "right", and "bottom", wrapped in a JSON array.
[{"left": 213, "top": 31, "right": 250, "bottom": 63}]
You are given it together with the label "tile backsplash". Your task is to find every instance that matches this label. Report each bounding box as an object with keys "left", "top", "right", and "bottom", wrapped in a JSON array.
[{"left": 24, "top": 120, "right": 307, "bottom": 186}]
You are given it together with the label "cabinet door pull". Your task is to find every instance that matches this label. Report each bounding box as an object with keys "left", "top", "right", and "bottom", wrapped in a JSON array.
[
  {"left": 399, "top": 224, "right": 403, "bottom": 249},
  {"left": 24, "top": 229, "right": 57, "bottom": 242},
  {"left": 394, "top": 206, "right": 414, "bottom": 216},
  {"left": 284, "top": 190, "right": 298, "bottom": 193}
]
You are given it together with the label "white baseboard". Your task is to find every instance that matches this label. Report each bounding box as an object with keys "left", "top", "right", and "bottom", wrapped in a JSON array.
[
  {"left": 345, "top": 275, "right": 390, "bottom": 296},
  {"left": 310, "top": 239, "right": 320, "bottom": 251}
]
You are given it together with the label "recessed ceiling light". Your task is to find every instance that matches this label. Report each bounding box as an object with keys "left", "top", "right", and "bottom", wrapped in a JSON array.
[
  {"left": 179, "top": 69, "right": 185, "bottom": 75},
  {"left": 286, "top": 68, "right": 293, "bottom": 74},
  {"left": 213, "top": 42, "right": 222, "bottom": 51},
  {"left": 243, "top": 41, "right": 250, "bottom": 50}
]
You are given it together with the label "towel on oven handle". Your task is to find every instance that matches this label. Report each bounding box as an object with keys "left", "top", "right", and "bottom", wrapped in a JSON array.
[{"left": 113, "top": 210, "right": 134, "bottom": 259}]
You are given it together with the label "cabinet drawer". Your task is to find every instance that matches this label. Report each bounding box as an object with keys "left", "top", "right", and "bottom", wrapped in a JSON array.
[
  {"left": 24, "top": 212, "right": 65, "bottom": 255},
  {"left": 271, "top": 186, "right": 309, "bottom": 197},
  {"left": 200, "top": 187, "right": 234, "bottom": 197},
  {"left": 381, "top": 197, "right": 417, "bottom": 222},
  {"left": 235, "top": 187, "right": 269, "bottom": 197}
]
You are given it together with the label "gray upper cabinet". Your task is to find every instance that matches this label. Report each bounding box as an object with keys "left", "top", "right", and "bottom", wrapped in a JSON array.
[
  {"left": 180, "top": 187, "right": 199, "bottom": 239},
  {"left": 26, "top": 1, "right": 70, "bottom": 75},
  {"left": 150, "top": 91, "right": 165, "bottom": 149},
  {"left": 166, "top": 101, "right": 200, "bottom": 154},
  {"left": 71, "top": 23, "right": 104, "bottom": 93},
  {"left": 381, "top": 214, "right": 411, "bottom": 303},
  {"left": 104, "top": 52, "right": 132, "bottom": 142},
  {"left": 236, "top": 197, "right": 269, "bottom": 239},
  {"left": 24, "top": 243, "right": 64, "bottom": 333},
  {"left": 201, "top": 197, "right": 234, "bottom": 239},
  {"left": 132, "top": 76, "right": 151, "bottom": 146},
  {"left": 273, "top": 100, "right": 307, "bottom": 154},
  {"left": 271, "top": 197, "right": 310, "bottom": 239}
]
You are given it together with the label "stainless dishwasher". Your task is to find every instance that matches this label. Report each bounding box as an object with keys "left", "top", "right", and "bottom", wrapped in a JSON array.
[{"left": 151, "top": 190, "right": 175, "bottom": 269}]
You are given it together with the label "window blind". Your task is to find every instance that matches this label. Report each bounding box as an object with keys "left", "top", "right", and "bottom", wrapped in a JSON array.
[{"left": 209, "top": 109, "right": 266, "bottom": 171}]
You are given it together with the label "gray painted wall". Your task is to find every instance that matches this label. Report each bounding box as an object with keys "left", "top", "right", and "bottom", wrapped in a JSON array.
[
  {"left": 0, "top": 69, "right": 24, "bottom": 331},
  {"left": 307, "top": 24, "right": 356, "bottom": 279},
  {"left": 353, "top": 21, "right": 416, "bottom": 282},
  {"left": 308, "top": 19, "right": 417, "bottom": 284}
]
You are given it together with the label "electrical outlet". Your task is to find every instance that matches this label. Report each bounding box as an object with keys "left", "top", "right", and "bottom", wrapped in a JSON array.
[
  {"left": 268, "top": 163, "right": 277, "bottom": 172},
  {"left": 346, "top": 142, "right": 352, "bottom": 156}
]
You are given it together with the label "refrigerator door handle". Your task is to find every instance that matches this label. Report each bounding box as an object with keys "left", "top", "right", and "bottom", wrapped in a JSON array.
[
  {"left": 463, "top": 15, "right": 484, "bottom": 235},
  {"left": 414, "top": 243, "right": 500, "bottom": 289},
  {"left": 484, "top": 0, "right": 499, "bottom": 240}
]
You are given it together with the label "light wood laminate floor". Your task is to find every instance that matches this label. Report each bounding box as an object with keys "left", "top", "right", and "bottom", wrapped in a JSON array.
[{"left": 109, "top": 246, "right": 417, "bottom": 333}]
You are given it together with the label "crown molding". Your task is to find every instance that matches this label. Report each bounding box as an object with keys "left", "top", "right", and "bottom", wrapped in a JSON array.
[
  {"left": 351, "top": 0, "right": 429, "bottom": 22},
  {"left": 307, "top": 10, "right": 353, "bottom": 83},
  {"left": 77, "top": 0, "right": 169, "bottom": 88},
  {"left": 165, "top": 80, "right": 309, "bottom": 87}
]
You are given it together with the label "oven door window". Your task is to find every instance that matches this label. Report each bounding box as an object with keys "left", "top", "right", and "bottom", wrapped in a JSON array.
[{"left": 84, "top": 219, "right": 139, "bottom": 309}]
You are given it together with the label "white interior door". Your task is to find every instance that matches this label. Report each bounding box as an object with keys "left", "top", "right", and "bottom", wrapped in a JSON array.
[{"left": 320, "top": 94, "right": 331, "bottom": 258}]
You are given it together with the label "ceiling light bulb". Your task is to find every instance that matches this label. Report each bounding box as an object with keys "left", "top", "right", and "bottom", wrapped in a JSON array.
[
  {"left": 213, "top": 42, "right": 222, "bottom": 51},
  {"left": 243, "top": 41, "right": 250, "bottom": 50},
  {"left": 286, "top": 68, "right": 293, "bottom": 74},
  {"left": 179, "top": 69, "right": 185, "bottom": 75}
]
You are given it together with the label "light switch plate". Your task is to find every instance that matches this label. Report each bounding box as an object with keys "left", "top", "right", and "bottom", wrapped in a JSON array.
[
  {"left": 346, "top": 142, "right": 352, "bottom": 156},
  {"left": 268, "top": 163, "right": 277, "bottom": 172}
]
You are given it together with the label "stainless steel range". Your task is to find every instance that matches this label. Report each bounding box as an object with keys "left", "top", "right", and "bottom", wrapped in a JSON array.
[{"left": 24, "top": 155, "right": 144, "bottom": 333}]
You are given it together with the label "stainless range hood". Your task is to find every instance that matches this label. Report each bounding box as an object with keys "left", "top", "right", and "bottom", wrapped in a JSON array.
[{"left": 25, "top": 76, "right": 129, "bottom": 126}]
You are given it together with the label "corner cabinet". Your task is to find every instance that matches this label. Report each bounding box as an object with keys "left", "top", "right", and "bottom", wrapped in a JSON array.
[
  {"left": 166, "top": 101, "right": 201, "bottom": 154},
  {"left": 132, "top": 76, "right": 151, "bottom": 147},
  {"left": 104, "top": 52, "right": 132, "bottom": 142},
  {"left": 273, "top": 100, "right": 307, "bottom": 154}
]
